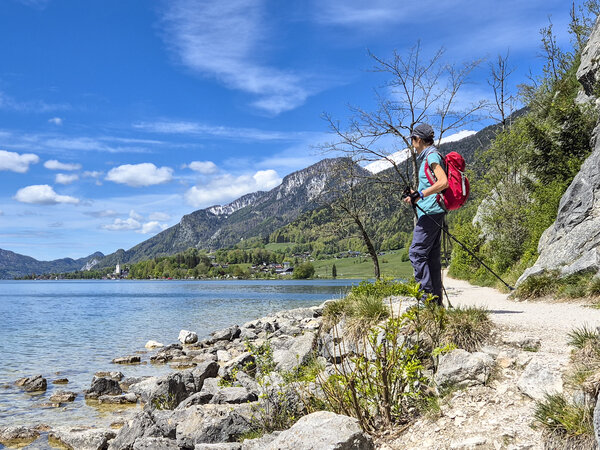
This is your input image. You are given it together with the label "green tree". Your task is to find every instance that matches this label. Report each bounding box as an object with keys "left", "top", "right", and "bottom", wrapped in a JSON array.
[
  {"left": 293, "top": 262, "right": 315, "bottom": 279},
  {"left": 332, "top": 264, "right": 337, "bottom": 278}
]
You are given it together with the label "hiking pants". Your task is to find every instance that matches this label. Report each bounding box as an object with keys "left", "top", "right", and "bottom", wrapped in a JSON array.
[{"left": 409, "top": 212, "right": 445, "bottom": 305}]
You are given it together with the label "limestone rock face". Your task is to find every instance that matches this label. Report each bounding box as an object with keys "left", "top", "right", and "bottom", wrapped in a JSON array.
[
  {"left": 518, "top": 18, "right": 600, "bottom": 285},
  {"left": 49, "top": 427, "right": 116, "bottom": 450}
]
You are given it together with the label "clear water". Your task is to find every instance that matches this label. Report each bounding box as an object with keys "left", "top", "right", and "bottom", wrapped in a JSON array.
[{"left": 0, "top": 279, "right": 355, "bottom": 428}]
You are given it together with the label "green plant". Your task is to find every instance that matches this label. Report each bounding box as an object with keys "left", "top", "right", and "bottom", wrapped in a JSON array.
[
  {"left": 533, "top": 393, "right": 595, "bottom": 449},
  {"left": 588, "top": 277, "right": 600, "bottom": 297},
  {"left": 244, "top": 340, "right": 276, "bottom": 379},
  {"left": 567, "top": 325, "right": 600, "bottom": 350},
  {"left": 442, "top": 307, "right": 492, "bottom": 351},
  {"left": 151, "top": 393, "right": 178, "bottom": 410},
  {"left": 282, "top": 354, "right": 324, "bottom": 384},
  {"left": 514, "top": 272, "right": 560, "bottom": 299}
]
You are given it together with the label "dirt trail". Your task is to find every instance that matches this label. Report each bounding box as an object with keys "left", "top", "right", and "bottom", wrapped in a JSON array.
[
  {"left": 444, "top": 274, "right": 600, "bottom": 354},
  {"left": 378, "top": 275, "right": 600, "bottom": 450}
]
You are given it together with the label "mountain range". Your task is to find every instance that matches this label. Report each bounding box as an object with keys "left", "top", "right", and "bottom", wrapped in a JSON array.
[{"left": 0, "top": 119, "right": 510, "bottom": 279}]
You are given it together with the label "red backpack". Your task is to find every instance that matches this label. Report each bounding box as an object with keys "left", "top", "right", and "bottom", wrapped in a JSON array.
[{"left": 424, "top": 151, "right": 469, "bottom": 211}]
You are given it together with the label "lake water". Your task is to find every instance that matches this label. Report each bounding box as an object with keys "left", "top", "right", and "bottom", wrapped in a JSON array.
[{"left": 0, "top": 279, "right": 356, "bottom": 428}]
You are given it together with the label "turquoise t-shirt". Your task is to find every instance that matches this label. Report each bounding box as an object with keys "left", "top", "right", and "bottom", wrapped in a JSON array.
[{"left": 416, "top": 147, "right": 446, "bottom": 218}]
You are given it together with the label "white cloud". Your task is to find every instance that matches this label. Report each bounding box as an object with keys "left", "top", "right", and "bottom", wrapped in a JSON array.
[
  {"left": 101, "top": 217, "right": 141, "bottom": 231},
  {"left": 84, "top": 209, "right": 119, "bottom": 218},
  {"left": 185, "top": 169, "right": 281, "bottom": 208},
  {"left": 149, "top": 212, "right": 171, "bottom": 221},
  {"left": 55, "top": 173, "right": 79, "bottom": 185},
  {"left": 187, "top": 161, "right": 218, "bottom": 174},
  {"left": 48, "top": 117, "right": 63, "bottom": 126},
  {"left": 14, "top": 185, "right": 80, "bottom": 205},
  {"left": 161, "top": 0, "right": 313, "bottom": 114},
  {"left": 44, "top": 159, "right": 82, "bottom": 171},
  {"left": 83, "top": 170, "right": 102, "bottom": 178},
  {"left": 105, "top": 163, "right": 173, "bottom": 187},
  {"left": 129, "top": 209, "right": 144, "bottom": 221},
  {"left": 139, "top": 221, "right": 169, "bottom": 234},
  {"left": 0, "top": 91, "right": 69, "bottom": 113},
  {"left": 0, "top": 150, "right": 39, "bottom": 173}
]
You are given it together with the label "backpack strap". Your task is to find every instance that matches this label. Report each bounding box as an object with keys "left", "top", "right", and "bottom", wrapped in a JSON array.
[{"left": 423, "top": 151, "right": 448, "bottom": 211}]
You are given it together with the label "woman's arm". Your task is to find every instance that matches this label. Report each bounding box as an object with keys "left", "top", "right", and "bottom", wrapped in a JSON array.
[{"left": 421, "top": 163, "right": 448, "bottom": 197}]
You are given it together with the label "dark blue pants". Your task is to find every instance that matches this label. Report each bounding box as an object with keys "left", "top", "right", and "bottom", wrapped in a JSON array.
[{"left": 409, "top": 213, "right": 445, "bottom": 305}]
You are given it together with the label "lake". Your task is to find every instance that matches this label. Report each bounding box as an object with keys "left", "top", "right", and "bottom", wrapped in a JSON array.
[{"left": 0, "top": 279, "right": 357, "bottom": 428}]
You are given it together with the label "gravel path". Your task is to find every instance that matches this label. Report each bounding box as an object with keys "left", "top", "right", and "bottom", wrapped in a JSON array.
[{"left": 444, "top": 274, "right": 600, "bottom": 354}]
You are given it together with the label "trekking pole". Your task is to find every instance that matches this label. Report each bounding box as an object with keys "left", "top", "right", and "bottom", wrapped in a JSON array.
[{"left": 404, "top": 192, "right": 515, "bottom": 291}]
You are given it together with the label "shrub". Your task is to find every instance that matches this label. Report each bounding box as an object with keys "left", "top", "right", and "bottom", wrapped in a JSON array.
[
  {"left": 588, "top": 277, "right": 600, "bottom": 297},
  {"left": 292, "top": 262, "right": 315, "bottom": 279}
]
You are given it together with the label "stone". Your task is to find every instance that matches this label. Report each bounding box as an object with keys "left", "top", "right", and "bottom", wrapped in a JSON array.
[
  {"left": 145, "top": 340, "right": 164, "bottom": 349},
  {"left": 196, "top": 443, "right": 243, "bottom": 449},
  {"left": 217, "top": 350, "right": 232, "bottom": 362},
  {"left": 16, "top": 375, "right": 47, "bottom": 392},
  {"left": 49, "top": 390, "right": 77, "bottom": 403},
  {"left": 210, "top": 386, "right": 257, "bottom": 404},
  {"left": 98, "top": 392, "right": 138, "bottom": 404},
  {"left": 179, "top": 330, "right": 199, "bottom": 344},
  {"left": 502, "top": 336, "right": 541, "bottom": 351},
  {"left": 578, "top": 18, "right": 600, "bottom": 97},
  {"left": 241, "top": 432, "right": 282, "bottom": 450},
  {"left": 133, "top": 437, "right": 180, "bottom": 449},
  {"left": 95, "top": 371, "right": 124, "bottom": 381},
  {"left": 53, "top": 378, "right": 69, "bottom": 384},
  {"left": 108, "top": 410, "right": 176, "bottom": 450},
  {"left": 173, "top": 403, "right": 256, "bottom": 447},
  {"left": 248, "top": 411, "right": 374, "bottom": 449},
  {"left": 49, "top": 427, "right": 116, "bottom": 450},
  {"left": 112, "top": 355, "right": 141, "bottom": 364},
  {"left": 434, "top": 349, "right": 495, "bottom": 388},
  {"left": 234, "top": 371, "right": 260, "bottom": 396},
  {"left": 212, "top": 325, "right": 240, "bottom": 342},
  {"left": 272, "top": 331, "right": 316, "bottom": 372},
  {"left": 594, "top": 393, "right": 600, "bottom": 448},
  {"left": 517, "top": 357, "right": 563, "bottom": 401},
  {"left": 120, "top": 376, "right": 151, "bottom": 391},
  {"left": 0, "top": 426, "right": 40, "bottom": 447},
  {"left": 219, "top": 352, "right": 254, "bottom": 378},
  {"left": 86, "top": 376, "right": 123, "bottom": 399}
]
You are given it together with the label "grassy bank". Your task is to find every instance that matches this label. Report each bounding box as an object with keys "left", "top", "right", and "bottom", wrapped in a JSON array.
[{"left": 312, "top": 251, "right": 413, "bottom": 280}]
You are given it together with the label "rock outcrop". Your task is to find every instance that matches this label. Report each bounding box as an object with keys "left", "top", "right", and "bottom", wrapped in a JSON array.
[{"left": 518, "top": 18, "right": 600, "bottom": 285}]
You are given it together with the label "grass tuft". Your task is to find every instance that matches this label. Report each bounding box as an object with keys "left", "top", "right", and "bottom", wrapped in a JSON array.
[
  {"left": 443, "top": 306, "right": 492, "bottom": 351},
  {"left": 533, "top": 393, "right": 595, "bottom": 449},
  {"left": 515, "top": 272, "right": 559, "bottom": 299},
  {"left": 567, "top": 325, "right": 600, "bottom": 350}
]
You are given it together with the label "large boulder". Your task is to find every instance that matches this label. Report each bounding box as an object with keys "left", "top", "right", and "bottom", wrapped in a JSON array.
[
  {"left": 0, "top": 426, "right": 40, "bottom": 447},
  {"left": 434, "top": 349, "right": 494, "bottom": 388},
  {"left": 272, "top": 332, "right": 316, "bottom": 372},
  {"left": 517, "top": 356, "right": 564, "bottom": 401},
  {"left": 179, "top": 330, "right": 199, "bottom": 344},
  {"left": 173, "top": 403, "right": 256, "bottom": 447},
  {"left": 242, "top": 411, "right": 374, "bottom": 449},
  {"left": 108, "top": 409, "right": 176, "bottom": 450},
  {"left": 49, "top": 427, "right": 116, "bottom": 450}
]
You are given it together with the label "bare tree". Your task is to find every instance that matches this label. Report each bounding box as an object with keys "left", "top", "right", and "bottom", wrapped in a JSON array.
[
  {"left": 487, "top": 52, "right": 516, "bottom": 130},
  {"left": 322, "top": 43, "right": 487, "bottom": 189}
]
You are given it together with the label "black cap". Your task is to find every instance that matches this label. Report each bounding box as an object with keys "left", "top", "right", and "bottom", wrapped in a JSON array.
[{"left": 410, "top": 123, "right": 434, "bottom": 140}]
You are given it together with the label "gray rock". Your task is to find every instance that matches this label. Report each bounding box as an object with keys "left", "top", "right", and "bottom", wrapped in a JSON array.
[
  {"left": 234, "top": 371, "right": 260, "bottom": 396},
  {"left": 49, "top": 427, "right": 116, "bottom": 450},
  {"left": 108, "top": 409, "right": 176, "bottom": 450},
  {"left": 321, "top": 325, "right": 352, "bottom": 363},
  {"left": 217, "top": 350, "right": 232, "bottom": 362},
  {"left": 49, "top": 390, "right": 77, "bottom": 402},
  {"left": 273, "top": 332, "right": 316, "bottom": 372},
  {"left": 249, "top": 411, "right": 374, "bottom": 449},
  {"left": 173, "top": 403, "right": 256, "bottom": 447},
  {"left": 112, "top": 355, "right": 142, "bottom": 364},
  {"left": 219, "top": 352, "right": 255, "bottom": 378},
  {"left": 95, "top": 371, "right": 124, "bottom": 381},
  {"left": 133, "top": 437, "right": 180, "bottom": 450},
  {"left": 212, "top": 325, "right": 240, "bottom": 342},
  {"left": 434, "top": 349, "right": 495, "bottom": 388},
  {"left": 120, "top": 376, "right": 151, "bottom": 391},
  {"left": 98, "top": 392, "right": 138, "bottom": 404},
  {"left": 179, "top": 329, "right": 199, "bottom": 344},
  {"left": 0, "top": 426, "right": 40, "bottom": 446},
  {"left": 210, "top": 386, "right": 257, "bottom": 404},
  {"left": 52, "top": 378, "right": 69, "bottom": 384},
  {"left": 86, "top": 376, "right": 123, "bottom": 399},
  {"left": 151, "top": 344, "right": 185, "bottom": 364},
  {"left": 502, "top": 336, "right": 541, "bottom": 351},
  {"left": 239, "top": 328, "right": 258, "bottom": 341},
  {"left": 196, "top": 444, "right": 243, "bottom": 450},
  {"left": 145, "top": 340, "right": 165, "bottom": 349},
  {"left": 16, "top": 375, "right": 47, "bottom": 392},
  {"left": 241, "top": 432, "right": 282, "bottom": 450},
  {"left": 517, "top": 356, "right": 564, "bottom": 401},
  {"left": 578, "top": 16, "right": 600, "bottom": 97}
]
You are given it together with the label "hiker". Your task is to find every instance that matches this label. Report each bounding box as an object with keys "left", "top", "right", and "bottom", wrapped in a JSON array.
[{"left": 403, "top": 123, "right": 448, "bottom": 305}]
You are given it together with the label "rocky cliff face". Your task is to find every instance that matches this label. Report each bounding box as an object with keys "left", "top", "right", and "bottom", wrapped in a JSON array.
[{"left": 518, "top": 20, "right": 600, "bottom": 284}]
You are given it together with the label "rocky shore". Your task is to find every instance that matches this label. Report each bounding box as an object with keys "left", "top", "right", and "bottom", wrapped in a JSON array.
[{"left": 2, "top": 281, "right": 598, "bottom": 449}]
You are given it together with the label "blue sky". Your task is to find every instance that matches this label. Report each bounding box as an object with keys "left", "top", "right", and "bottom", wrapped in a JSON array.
[{"left": 0, "top": 0, "right": 575, "bottom": 261}]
